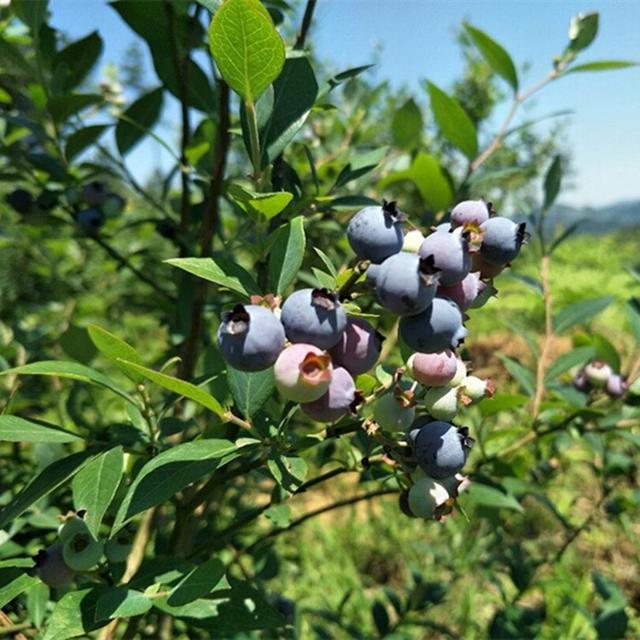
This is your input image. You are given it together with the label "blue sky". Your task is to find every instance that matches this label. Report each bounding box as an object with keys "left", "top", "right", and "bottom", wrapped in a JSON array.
[{"left": 49, "top": 0, "right": 640, "bottom": 208}]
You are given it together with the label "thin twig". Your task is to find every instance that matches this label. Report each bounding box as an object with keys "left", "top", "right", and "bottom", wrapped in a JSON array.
[
  {"left": 338, "top": 260, "right": 369, "bottom": 301},
  {"left": 294, "top": 0, "right": 317, "bottom": 50}
]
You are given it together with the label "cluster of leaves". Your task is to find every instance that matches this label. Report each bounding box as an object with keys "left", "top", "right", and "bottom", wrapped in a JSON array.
[{"left": 1, "top": 0, "right": 639, "bottom": 637}]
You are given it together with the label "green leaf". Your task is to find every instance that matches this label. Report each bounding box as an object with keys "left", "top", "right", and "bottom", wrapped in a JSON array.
[
  {"left": 115, "top": 87, "right": 164, "bottom": 155},
  {"left": 264, "top": 504, "right": 291, "bottom": 528},
  {"left": 47, "top": 94, "right": 103, "bottom": 122},
  {"left": 27, "top": 582, "right": 49, "bottom": 628},
  {"left": 479, "top": 393, "right": 528, "bottom": 417},
  {"left": 464, "top": 483, "right": 524, "bottom": 512},
  {"left": 267, "top": 455, "right": 307, "bottom": 493},
  {"left": 591, "top": 333, "right": 621, "bottom": 371},
  {"left": 498, "top": 355, "right": 536, "bottom": 396},
  {"left": 208, "top": 0, "right": 285, "bottom": 102},
  {"left": 391, "top": 98, "right": 423, "bottom": 149},
  {"left": 626, "top": 299, "right": 640, "bottom": 344},
  {"left": 334, "top": 147, "right": 388, "bottom": 189},
  {"left": 0, "top": 415, "right": 82, "bottom": 443},
  {"left": 53, "top": 31, "right": 103, "bottom": 93},
  {"left": 65, "top": 125, "right": 109, "bottom": 160},
  {"left": 372, "top": 601, "right": 390, "bottom": 637},
  {"left": 0, "top": 360, "right": 135, "bottom": 405},
  {"left": 464, "top": 24, "right": 518, "bottom": 92},
  {"left": 87, "top": 324, "right": 143, "bottom": 382},
  {"left": 227, "top": 367, "right": 275, "bottom": 418},
  {"left": 43, "top": 587, "right": 107, "bottom": 640},
  {"left": 112, "top": 439, "right": 237, "bottom": 531},
  {"left": 72, "top": 447, "right": 124, "bottom": 539},
  {"left": 268, "top": 215, "right": 306, "bottom": 295},
  {"left": 566, "top": 60, "right": 638, "bottom": 73},
  {"left": 545, "top": 346, "right": 596, "bottom": 382},
  {"left": 0, "top": 450, "right": 95, "bottom": 529},
  {"left": 261, "top": 56, "right": 318, "bottom": 164},
  {"left": 227, "top": 184, "right": 293, "bottom": 221},
  {"left": 543, "top": 155, "right": 562, "bottom": 210},
  {"left": 165, "top": 257, "right": 260, "bottom": 298},
  {"left": 0, "top": 568, "right": 38, "bottom": 609},
  {"left": 116, "top": 360, "right": 226, "bottom": 419},
  {"left": 94, "top": 588, "right": 152, "bottom": 620},
  {"left": 568, "top": 12, "right": 599, "bottom": 53},
  {"left": 553, "top": 296, "right": 613, "bottom": 333},
  {"left": 14, "top": 0, "right": 48, "bottom": 35},
  {"left": 426, "top": 82, "right": 478, "bottom": 159},
  {"left": 168, "top": 558, "right": 225, "bottom": 606},
  {"left": 379, "top": 152, "right": 453, "bottom": 211}
]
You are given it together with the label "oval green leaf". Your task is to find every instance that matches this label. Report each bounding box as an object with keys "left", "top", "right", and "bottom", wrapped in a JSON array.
[
  {"left": 464, "top": 24, "right": 518, "bottom": 92},
  {"left": 0, "top": 415, "right": 82, "bottom": 443}
]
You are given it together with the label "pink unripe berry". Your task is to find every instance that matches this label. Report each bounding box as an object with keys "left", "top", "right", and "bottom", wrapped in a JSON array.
[
  {"left": 274, "top": 344, "right": 332, "bottom": 403},
  {"left": 438, "top": 272, "right": 481, "bottom": 311},
  {"left": 329, "top": 317, "right": 383, "bottom": 376},
  {"left": 408, "top": 350, "right": 458, "bottom": 386},
  {"left": 450, "top": 199, "right": 491, "bottom": 228},
  {"left": 472, "top": 253, "right": 505, "bottom": 279},
  {"left": 300, "top": 366, "right": 359, "bottom": 423}
]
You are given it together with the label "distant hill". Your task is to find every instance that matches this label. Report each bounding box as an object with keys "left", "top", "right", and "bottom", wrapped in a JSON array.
[{"left": 544, "top": 200, "right": 640, "bottom": 235}]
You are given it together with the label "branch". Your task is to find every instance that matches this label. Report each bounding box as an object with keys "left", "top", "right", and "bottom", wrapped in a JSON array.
[
  {"left": 294, "top": 0, "right": 317, "bottom": 50},
  {"left": 178, "top": 81, "right": 231, "bottom": 381}
]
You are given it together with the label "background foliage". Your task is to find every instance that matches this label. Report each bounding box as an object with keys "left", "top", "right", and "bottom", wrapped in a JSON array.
[{"left": 1, "top": 0, "right": 639, "bottom": 638}]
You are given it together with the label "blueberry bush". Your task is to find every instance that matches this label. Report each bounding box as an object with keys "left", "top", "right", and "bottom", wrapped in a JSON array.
[{"left": 1, "top": 1, "right": 639, "bottom": 638}]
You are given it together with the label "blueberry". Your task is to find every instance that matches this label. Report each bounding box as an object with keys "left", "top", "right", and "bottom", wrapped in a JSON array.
[
  {"left": 419, "top": 226, "right": 471, "bottom": 286},
  {"left": 217, "top": 304, "right": 285, "bottom": 371},
  {"left": 399, "top": 298, "right": 467, "bottom": 353},
  {"left": 281, "top": 288, "right": 347, "bottom": 350},
  {"left": 75, "top": 208, "right": 105, "bottom": 233},
  {"left": 58, "top": 516, "right": 89, "bottom": 543},
  {"left": 274, "top": 344, "right": 332, "bottom": 403},
  {"left": 450, "top": 199, "right": 491, "bottom": 228},
  {"left": 410, "top": 419, "right": 474, "bottom": 479},
  {"left": 347, "top": 200, "right": 405, "bottom": 263},
  {"left": 300, "top": 366, "right": 358, "bottom": 423},
  {"left": 367, "top": 252, "right": 439, "bottom": 316},
  {"left": 82, "top": 180, "right": 107, "bottom": 207},
  {"left": 398, "top": 490, "right": 418, "bottom": 518},
  {"left": 329, "top": 317, "right": 383, "bottom": 376},
  {"left": 402, "top": 229, "right": 426, "bottom": 253},
  {"left": 584, "top": 360, "right": 613, "bottom": 387},
  {"left": 103, "top": 192, "right": 126, "bottom": 218},
  {"left": 605, "top": 373, "right": 628, "bottom": 398},
  {"left": 373, "top": 391, "right": 415, "bottom": 432},
  {"left": 437, "top": 272, "right": 482, "bottom": 312},
  {"left": 479, "top": 217, "right": 528, "bottom": 265},
  {"left": 62, "top": 530, "right": 103, "bottom": 571},
  {"left": 459, "top": 375, "right": 494, "bottom": 403},
  {"left": 105, "top": 533, "right": 132, "bottom": 563},
  {"left": 572, "top": 368, "right": 592, "bottom": 393},
  {"left": 6, "top": 188, "right": 33, "bottom": 214},
  {"left": 36, "top": 189, "right": 59, "bottom": 211},
  {"left": 34, "top": 544, "right": 75, "bottom": 587},
  {"left": 408, "top": 350, "right": 458, "bottom": 387},
  {"left": 424, "top": 386, "right": 459, "bottom": 421},
  {"left": 407, "top": 477, "right": 451, "bottom": 518},
  {"left": 471, "top": 253, "right": 505, "bottom": 279}
]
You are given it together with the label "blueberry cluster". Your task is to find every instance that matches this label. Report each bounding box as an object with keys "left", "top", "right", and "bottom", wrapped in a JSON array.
[
  {"left": 573, "top": 360, "right": 628, "bottom": 399},
  {"left": 4, "top": 180, "right": 126, "bottom": 233},
  {"left": 217, "top": 199, "right": 528, "bottom": 520},
  {"left": 32, "top": 513, "right": 132, "bottom": 587}
]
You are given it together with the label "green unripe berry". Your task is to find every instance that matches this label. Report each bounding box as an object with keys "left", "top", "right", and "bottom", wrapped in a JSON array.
[
  {"left": 63, "top": 530, "right": 103, "bottom": 571},
  {"left": 447, "top": 359, "right": 467, "bottom": 387},
  {"left": 373, "top": 392, "right": 415, "bottom": 432},
  {"left": 58, "top": 516, "right": 89, "bottom": 544},
  {"left": 424, "top": 386, "right": 459, "bottom": 421}
]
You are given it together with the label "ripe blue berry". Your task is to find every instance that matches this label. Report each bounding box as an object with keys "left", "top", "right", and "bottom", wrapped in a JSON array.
[
  {"left": 300, "top": 366, "right": 359, "bottom": 423},
  {"left": 83, "top": 180, "right": 107, "bottom": 207},
  {"left": 217, "top": 304, "right": 285, "bottom": 371},
  {"left": 450, "top": 199, "right": 491, "bottom": 228},
  {"left": 399, "top": 298, "right": 467, "bottom": 353},
  {"left": 34, "top": 544, "right": 75, "bottom": 587},
  {"left": 410, "top": 419, "right": 474, "bottom": 479},
  {"left": 419, "top": 226, "right": 471, "bottom": 286},
  {"left": 6, "top": 188, "right": 33, "bottom": 214},
  {"left": 329, "top": 317, "right": 383, "bottom": 375},
  {"left": 367, "top": 252, "right": 439, "bottom": 316},
  {"left": 347, "top": 200, "right": 405, "bottom": 263},
  {"left": 281, "top": 288, "right": 347, "bottom": 350},
  {"left": 76, "top": 208, "right": 105, "bottom": 233},
  {"left": 274, "top": 344, "right": 332, "bottom": 403},
  {"left": 606, "top": 373, "right": 627, "bottom": 398},
  {"left": 479, "top": 217, "right": 527, "bottom": 265}
]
